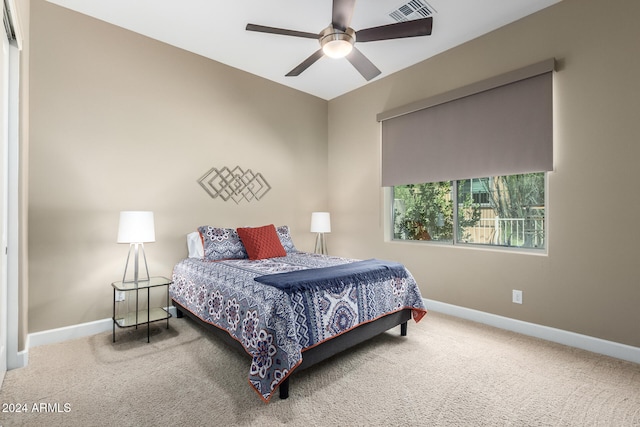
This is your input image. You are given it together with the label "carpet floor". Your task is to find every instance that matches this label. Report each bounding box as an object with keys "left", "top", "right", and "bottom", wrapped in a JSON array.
[{"left": 0, "top": 311, "right": 639, "bottom": 426}]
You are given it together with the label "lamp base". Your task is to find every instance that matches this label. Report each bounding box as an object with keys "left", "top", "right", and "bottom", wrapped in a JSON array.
[
  {"left": 314, "top": 233, "right": 328, "bottom": 255},
  {"left": 122, "top": 243, "right": 150, "bottom": 284}
]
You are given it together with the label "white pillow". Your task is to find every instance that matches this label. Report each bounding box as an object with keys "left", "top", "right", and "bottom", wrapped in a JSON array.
[{"left": 187, "top": 231, "right": 204, "bottom": 258}]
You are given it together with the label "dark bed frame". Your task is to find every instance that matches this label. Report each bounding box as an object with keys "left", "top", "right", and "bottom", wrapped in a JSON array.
[{"left": 172, "top": 299, "right": 411, "bottom": 399}]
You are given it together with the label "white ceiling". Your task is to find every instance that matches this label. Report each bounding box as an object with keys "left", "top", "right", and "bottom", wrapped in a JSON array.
[{"left": 47, "top": 0, "right": 560, "bottom": 100}]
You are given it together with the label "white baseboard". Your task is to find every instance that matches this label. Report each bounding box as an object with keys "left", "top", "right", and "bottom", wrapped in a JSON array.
[
  {"left": 6, "top": 338, "right": 28, "bottom": 370},
  {"left": 14, "top": 303, "right": 639, "bottom": 369},
  {"left": 15, "top": 347, "right": 28, "bottom": 369},
  {"left": 425, "top": 299, "right": 640, "bottom": 365},
  {"left": 28, "top": 318, "right": 113, "bottom": 348},
  {"left": 14, "top": 306, "right": 180, "bottom": 369}
]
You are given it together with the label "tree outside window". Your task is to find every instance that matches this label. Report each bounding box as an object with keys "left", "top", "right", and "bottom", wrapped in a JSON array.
[{"left": 393, "top": 173, "right": 545, "bottom": 249}]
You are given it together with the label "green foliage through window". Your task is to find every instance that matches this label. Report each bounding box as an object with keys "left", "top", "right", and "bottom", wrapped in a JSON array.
[{"left": 393, "top": 173, "right": 545, "bottom": 249}]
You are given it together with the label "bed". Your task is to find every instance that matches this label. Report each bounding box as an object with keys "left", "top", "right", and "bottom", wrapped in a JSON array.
[{"left": 170, "top": 224, "right": 427, "bottom": 402}]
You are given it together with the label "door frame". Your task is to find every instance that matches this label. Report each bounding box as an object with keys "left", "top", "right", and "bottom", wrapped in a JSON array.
[
  {"left": 2, "top": 0, "right": 23, "bottom": 385},
  {"left": 0, "top": 10, "right": 10, "bottom": 386}
]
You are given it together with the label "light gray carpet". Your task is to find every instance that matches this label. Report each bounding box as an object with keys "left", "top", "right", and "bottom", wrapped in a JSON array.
[{"left": 1, "top": 312, "right": 639, "bottom": 426}]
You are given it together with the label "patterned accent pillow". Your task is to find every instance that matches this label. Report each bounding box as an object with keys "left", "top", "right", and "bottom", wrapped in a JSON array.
[
  {"left": 276, "top": 225, "right": 298, "bottom": 253},
  {"left": 198, "top": 226, "right": 248, "bottom": 261},
  {"left": 237, "top": 224, "right": 287, "bottom": 260}
]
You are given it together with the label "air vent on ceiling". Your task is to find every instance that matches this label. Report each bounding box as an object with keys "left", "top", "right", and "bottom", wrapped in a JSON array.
[{"left": 389, "top": 0, "right": 437, "bottom": 23}]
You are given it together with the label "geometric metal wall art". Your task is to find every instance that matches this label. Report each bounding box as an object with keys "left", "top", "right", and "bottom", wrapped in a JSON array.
[{"left": 197, "top": 166, "right": 271, "bottom": 204}]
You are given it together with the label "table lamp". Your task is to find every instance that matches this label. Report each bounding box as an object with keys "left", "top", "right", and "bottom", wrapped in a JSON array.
[
  {"left": 117, "top": 211, "right": 155, "bottom": 284},
  {"left": 310, "top": 212, "right": 331, "bottom": 255}
]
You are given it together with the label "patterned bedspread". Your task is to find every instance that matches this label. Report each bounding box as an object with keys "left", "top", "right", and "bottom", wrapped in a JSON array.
[{"left": 170, "top": 252, "right": 426, "bottom": 402}]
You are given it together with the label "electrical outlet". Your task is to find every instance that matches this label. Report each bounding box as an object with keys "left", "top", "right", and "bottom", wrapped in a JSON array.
[
  {"left": 115, "top": 291, "right": 125, "bottom": 302},
  {"left": 512, "top": 290, "right": 523, "bottom": 304}
]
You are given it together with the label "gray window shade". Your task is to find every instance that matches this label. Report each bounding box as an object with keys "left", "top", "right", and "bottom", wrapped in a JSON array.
[{"left": 379, "top": 59, "right": 555, "bottom": 186}]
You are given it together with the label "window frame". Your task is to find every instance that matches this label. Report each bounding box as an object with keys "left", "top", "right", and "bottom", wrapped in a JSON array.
[{"left": 386, "top": 173, "right": 549, "bottom": 254}]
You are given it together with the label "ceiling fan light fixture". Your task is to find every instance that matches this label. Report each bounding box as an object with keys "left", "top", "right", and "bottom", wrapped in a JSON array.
[{"left": 320, "top": 26, "right": 355, "bottom": 58}]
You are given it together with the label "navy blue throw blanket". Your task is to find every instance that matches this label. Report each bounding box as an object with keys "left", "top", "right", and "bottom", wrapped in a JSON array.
[{"left": 254, "top": 259, "right": 408, "bottom": 293}]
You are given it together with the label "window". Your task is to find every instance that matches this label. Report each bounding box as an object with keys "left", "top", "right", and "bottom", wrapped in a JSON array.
[
  {"left": 381, "top": 61, "right": 553, "bottom": 251},
  {"left": 393, "top": 181, "right": 453, "bottom": 242},
  {"left": 460, "top": 178, "right": 491, "bottom": 205},
  {"left": 393, "top": 172, "right": 545, "bottom": 249}
]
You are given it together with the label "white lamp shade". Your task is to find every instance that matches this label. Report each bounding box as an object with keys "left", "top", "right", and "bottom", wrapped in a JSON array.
[
  {"left": 322, "top": 39, "right": 353, "bottom": 58},
  {"left": 117, "top": 211, "right": 156, "bottom": 243},
  {"left": 310, "top": 212, "right": 331, "bottom": 233}
]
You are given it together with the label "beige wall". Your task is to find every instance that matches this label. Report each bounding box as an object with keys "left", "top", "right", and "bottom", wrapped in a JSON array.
[
  {"left": 28, "top": 0, "right": 328, "bottom": 332},
  {"left": 328, "top": 0, "right": 640, "bottom": 347}
]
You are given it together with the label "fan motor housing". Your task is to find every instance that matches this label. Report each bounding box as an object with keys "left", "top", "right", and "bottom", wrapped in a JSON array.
[{"left": 320, "top": 25, "right": 356, "bottom": 58}]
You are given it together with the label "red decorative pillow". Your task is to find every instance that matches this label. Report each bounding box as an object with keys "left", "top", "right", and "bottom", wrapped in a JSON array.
[{"left": 237, "top": 224, "right": 287, "bottom": 260}]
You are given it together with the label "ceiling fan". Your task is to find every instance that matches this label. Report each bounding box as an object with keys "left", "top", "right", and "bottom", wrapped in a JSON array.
[{"left": 246, "top": 0, "right": 433, "bottom": 81}]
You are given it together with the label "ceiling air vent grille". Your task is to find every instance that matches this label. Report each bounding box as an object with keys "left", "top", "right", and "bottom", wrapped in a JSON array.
[{"left": 389, "top": 0, "right": 436, "bottom": 22}]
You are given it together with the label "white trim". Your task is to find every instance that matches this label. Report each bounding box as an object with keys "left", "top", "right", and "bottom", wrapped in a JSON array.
[
  {"left": 14, "top": 344, "right": 26, "bottom": 367},
  {"left": 425, "top": 299, "right": 640, "bottom": 365},
  {"left": 6, "top": 0, "right": 23, "bottom": 50},
  {"left": 6, "top": 334, "right": 27, "bottom": 369},
  {"left": 29, "top": 306, "right": 178, "bottom": 348},
  {"left": 0, "top": 16, "right": 9, "bottom": 386},
  {"left": 5, "top": 39, "right": 19, "bottom": 371},
  {"left": 15, "top": 304, "right": 639, "bottom": 368},
  {"left": 28, "top": 318, "right": 113, "bottom": 348}
]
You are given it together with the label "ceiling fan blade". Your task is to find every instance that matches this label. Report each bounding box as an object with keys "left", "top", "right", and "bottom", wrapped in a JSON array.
[
  {"left": 346, "top": 47, "right": 381, "bottom": 81},
  {"left": 356, "top": 17, "right": 433, "bottom": 42},
  {"left": 286, "top": 49, "right": 325, "bottom": 77},
  {"left": 332, "top": 0, "right": 356, "bottom": 31},
  {"left": 246, "top": 24, "right": 319, "bottom": 39}
]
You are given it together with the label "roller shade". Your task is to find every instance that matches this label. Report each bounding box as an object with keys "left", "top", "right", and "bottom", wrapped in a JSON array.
[{"left": 379, "top": 59, "right": 555, "bottom": 186}]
